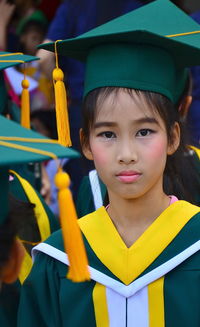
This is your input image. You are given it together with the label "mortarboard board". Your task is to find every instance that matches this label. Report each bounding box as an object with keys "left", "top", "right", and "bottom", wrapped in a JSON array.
[{"left": 38, "top": 0, "right": 200, "bottom": 103}]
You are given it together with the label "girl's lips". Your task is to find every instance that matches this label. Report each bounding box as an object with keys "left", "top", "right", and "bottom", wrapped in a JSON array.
[{"left": 116, "top": 171, "right": 141, "bottom": 183}]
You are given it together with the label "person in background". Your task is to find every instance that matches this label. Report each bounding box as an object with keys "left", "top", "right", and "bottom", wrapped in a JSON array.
[
  {"left": 0, "top": 195, "right": 35, "bottom": 327},
  {"left": 0, "top": 0, "right": 16, "bottom": 51},
  {"left": 18, "top": 17, "right": 54, "bottom": 111}
]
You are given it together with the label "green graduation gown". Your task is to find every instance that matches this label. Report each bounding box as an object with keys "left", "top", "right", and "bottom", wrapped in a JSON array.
[
  {"left": 18, "top": 201, "right": 200, "bottom": 327},
  {"left": 0, "top": 171, "right": 60, "bottom": 327}
]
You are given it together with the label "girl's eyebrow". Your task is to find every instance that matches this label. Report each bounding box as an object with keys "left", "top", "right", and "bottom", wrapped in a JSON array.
[
  {"left": 94, "top": 117, "right": 158, "bottom": 129},
  {"left": 134, "top": 117, "right": 159, "bottom": 125},
  {"left": 94, "top": 122, "right": 117, "bottom": 128}
]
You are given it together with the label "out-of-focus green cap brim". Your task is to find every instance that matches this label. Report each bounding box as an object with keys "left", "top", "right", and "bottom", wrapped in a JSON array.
[
  {"left": 0, "top": 52, "right": 39, "bottom": 115},
  {"left": 0, "top": 115, "right": 79, "bottom": 166},
  {"left": 0, "top": 52, "right": 39, "bottom": 70},
  {"left": 38, "top": 0, "right": 200, "bottom": 103},
  {"left": 0, "top": 115, "right": 79, "bottom": 225}
]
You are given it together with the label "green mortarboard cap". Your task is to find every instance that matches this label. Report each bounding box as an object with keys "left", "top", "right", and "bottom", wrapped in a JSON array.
[
  {"left": 0, "top": 51, "right": 39, "bottom": 115},
  {"left": 0, "top": 51, "right": 38, "bottom": 71},
  {"left": 0, "top": 115, "right": 79, "bottom": 225},
  {"left": 38, "top": 0, "right": 200, "bottom": 103}
]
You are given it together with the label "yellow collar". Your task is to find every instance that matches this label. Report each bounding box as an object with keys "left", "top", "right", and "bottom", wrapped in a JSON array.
[{"left": 79, "top": 201, "right": 199, "bottom": 285}]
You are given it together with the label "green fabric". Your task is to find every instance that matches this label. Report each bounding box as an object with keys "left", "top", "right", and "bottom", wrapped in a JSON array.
[
  {"left": 18, "top": 250, "right": 97, "bottom": 327},
  {"left": 7, "top": 101, "right": 21, "bottom": 124},
  {"left": 76, "top": 175, "right": 107, "bottom": 217},
  {"left": 0, "top": 281, "right": 21, "bottom": 327},
  {"left": 164, "top": 252, "right": 200, "bottom": 327},
  {"left": 39, "top": 0, "right": 200, "bottom": 103},
  {"left": 10, "top": 163, "right": 42, "bottom": 192},
  {"left": 18, "top": 207, "right": 200, "bottom": 326},
  {"left": 0, "top": 174, "right": 60, "bottom": 327},
  {"left": 138, "top": 212, "right": 200, "bottom": 278}
]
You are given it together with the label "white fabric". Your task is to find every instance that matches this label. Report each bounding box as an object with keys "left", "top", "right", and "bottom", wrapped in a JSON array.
[
  {"left": 106, "top": 287, "right": 126, "bottom": 327},
  {"left": 105, "top": 286, "right": 149, "bottom": 327},
  {"left": 127, "top": 287, "right": 149, "bottom": 327},
  {"left": 89, "top": 169, "right": 103, "bottom": 209},
  {"left": 32, "top": 240, "right": 200, "bottom": 298},
  {"left": 5, "top": 67, "right": 38, "bottom": 94}
]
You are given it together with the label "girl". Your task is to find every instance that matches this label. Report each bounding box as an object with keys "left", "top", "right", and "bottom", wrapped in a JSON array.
[{"left": 18, "top": 0, "right": 200, "bottom": 326}]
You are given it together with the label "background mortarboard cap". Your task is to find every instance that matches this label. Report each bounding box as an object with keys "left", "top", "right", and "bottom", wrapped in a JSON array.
[
  {"left": 0, "top": 52, "right": 38, "bottom": 71},
  {"left": 0, "top": 51, "right": 39, "bottom": 117},
  {"left": 38, "top": 0, "right": 200, "bottom": 103},
  {"left": 0, "top": 115, "right": 79, "bottom": 225}
]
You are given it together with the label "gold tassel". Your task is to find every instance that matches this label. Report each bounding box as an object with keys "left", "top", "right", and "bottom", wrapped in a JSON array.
[
  {"left": 53, "top": 40, "right": 72, "bottom": 147},
  {"left": 21, "top": 78, "right": 30, "bottom": 129},
  {"left": 54, "top": 168, "right": 90, "bottom": 282}
]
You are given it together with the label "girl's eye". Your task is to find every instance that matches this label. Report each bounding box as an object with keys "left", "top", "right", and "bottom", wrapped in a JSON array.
[
  {"left": 98, "top": 131, "right": 115, "bottom": 139},
  {"left": 136, "top": 129, "right": 154, "bottom": 137}
]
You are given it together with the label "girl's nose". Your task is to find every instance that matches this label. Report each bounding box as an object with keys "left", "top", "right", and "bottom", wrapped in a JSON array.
[{"left": 117, "top": 141, "right": 137, "bottom": 164}]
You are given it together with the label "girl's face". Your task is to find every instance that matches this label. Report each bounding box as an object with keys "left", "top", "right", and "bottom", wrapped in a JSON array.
[{"left": 83, "top": 89, "right": 179, "bottom": 201}]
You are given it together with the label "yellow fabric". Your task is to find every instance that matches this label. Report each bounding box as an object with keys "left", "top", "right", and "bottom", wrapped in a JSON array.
[
  {"left": 93, "top": 283, "right": 109, "bottom": 327},
  {"left": 79, "top": 201, "right": 199, "bottom": 285},
  {"left": 166, "top": 30, "right": 200, "bottom": 38},
  {"left": 0, "top": 53, "right": 23, "bottom": 57},
  {"left": 53, "top": 68, "right": 72, "bottom": 147},
  {"left": 148, "top": 277, "right": 165, "bottom": 327},
  {"left": 18, "top": 248, "right": 32, "bottom": 284},
  {"left": 0, "top": 136, "right": 58, "bottom": 143},
  {"left": 10, "top": 170, "right": 51, "bottom": 241},
  {"left": 190, "top": 145, "right": 200, "bottom": 159},
  {"left": 0, "top": 60, "right": 24, "bottom": 63},
  {"left": 21, "top": 80, "right": 30, "bottom": 129},
  {"left": 53, "top": 40, "right": 71, "bottom": 147},
  {"left": 11, "top": 170, "right": 51, "bottom": 283}
]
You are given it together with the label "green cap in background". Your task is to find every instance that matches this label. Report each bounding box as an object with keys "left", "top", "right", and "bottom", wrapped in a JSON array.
[
  {"left": 38, "top": 0, "right": 200, "bottom": 103},
  {"left": 0, "top": 51, "right": 39, "bottom": 117},
  {"left": 0, "top": 115, "right": 79, "bottom": 225}
]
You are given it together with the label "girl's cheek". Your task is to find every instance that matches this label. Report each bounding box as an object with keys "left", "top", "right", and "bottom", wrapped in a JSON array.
[
  {"left": 144, "top": 138, "right": 168, "bottom": 159},
  {"left": 90, "top": 143, "right": 109, "bottom": 165}
]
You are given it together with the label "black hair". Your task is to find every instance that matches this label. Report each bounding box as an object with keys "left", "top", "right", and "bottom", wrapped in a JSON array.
[
  {"left": 0, "top": 195, "right": 35, "bottom": 274},
  {"left": 31, "top": 109, "right": 58, "bottom": 139},
  {"left": 20, "top": 19, "right": 47, "bottom": 37},
  {"left": 81, "top": 83, "right": 200, "bottom": 204}
]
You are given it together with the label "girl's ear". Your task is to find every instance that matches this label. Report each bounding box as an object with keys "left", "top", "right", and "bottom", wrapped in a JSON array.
[
  {"left": 167, "top": 122, "right": 180, "bottom": 155},
  {"left": 79, "top": 128, "right": 93, "bottom": 160},
  {"left": 1, "top": 239, "right": 25, "bottom": 284}
]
